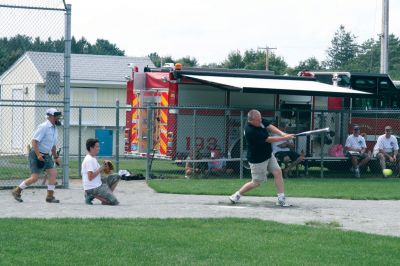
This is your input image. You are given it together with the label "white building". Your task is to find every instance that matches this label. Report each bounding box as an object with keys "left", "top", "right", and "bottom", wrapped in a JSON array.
[{"left": 0, "top": 51, "right": 154, "bottom": 155}]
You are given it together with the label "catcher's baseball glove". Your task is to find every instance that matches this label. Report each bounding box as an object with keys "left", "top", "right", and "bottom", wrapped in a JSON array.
[{"left": 103, "top": 160, "right": 114, "bottom": 175}]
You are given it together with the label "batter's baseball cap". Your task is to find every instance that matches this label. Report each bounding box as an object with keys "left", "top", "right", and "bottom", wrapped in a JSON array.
[
  {"left": 46, "top": 108, "right": 62, "bottom": 117},
  {"left": 385, "top": 126, "right": 392, "bottom": 131},
  {"left": 353, "top": 124, "right": 360, "bottom": 130}
]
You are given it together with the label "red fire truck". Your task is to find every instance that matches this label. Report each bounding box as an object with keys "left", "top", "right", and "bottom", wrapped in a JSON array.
[
  {"left": 299, "top": 70, "right": 400, "bottom": 151},
  {"left": 124, "top": 65, "right": 397, "bottom": 160}
]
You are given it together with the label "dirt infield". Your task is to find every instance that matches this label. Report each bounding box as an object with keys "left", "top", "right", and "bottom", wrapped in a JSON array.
[{"left": 1, "top": 179, "right": 399, "bottom": 237}]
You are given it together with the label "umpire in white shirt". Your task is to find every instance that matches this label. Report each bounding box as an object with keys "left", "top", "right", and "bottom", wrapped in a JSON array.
[
  {"left": 373, "top": 126, "right": 400, "bottom": 176},
  {"left": 344, "top": 124, "right": 371, "bottom": 178},
  {"left": 12, "top": 108, "right": 62, "bottom": 203}
]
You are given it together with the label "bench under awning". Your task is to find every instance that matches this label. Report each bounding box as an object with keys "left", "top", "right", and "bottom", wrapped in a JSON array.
[{"left": 183, "top": 74, "right": 373, "bottom": 98}]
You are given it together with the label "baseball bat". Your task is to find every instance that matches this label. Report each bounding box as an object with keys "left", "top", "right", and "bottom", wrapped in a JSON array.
[{"left": 295, "top": 127, "right": 330, "bottom": 136}]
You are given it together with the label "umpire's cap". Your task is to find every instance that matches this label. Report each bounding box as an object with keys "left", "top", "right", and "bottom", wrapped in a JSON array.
[{"left": 46, "top": 108, "right": 62, "bottom": 117}]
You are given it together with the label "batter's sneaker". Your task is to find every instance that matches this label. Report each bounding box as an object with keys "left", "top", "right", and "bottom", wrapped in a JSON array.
[
  {"left": 277, "top": 195, "right": 286, "bottom": 207},
  {"left": 229, "top": 192, "right": 241, "bottom": 204}
]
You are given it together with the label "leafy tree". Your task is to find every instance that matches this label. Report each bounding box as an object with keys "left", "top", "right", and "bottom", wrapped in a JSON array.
[
  {"left": 148, "top": 52, "right": 177, "bottom": 67},
  {"left": 89, "top": 39, "right": 124, "bottom": 56},
  {"left": 267, "top": 53, "right": 288, "bottom": 75},
  {"left": 288, "top": 57, "right": 323, "bottom": 75},
  {"left": 176, "top": 56, "right": 198, "bottom": 67},
  {"left": 324, "top": 25, "right": 359, "bottom": 70},
  {"left": 340, "top": 34, "right": 400, "bottom": 79},
  {"left": 242, "top": 49, "right": 266, "bottom": 70},
  {"left": 72, "top": 37, "right": 91, "bottom": 54},
  {"left": 220, "top": 49, "right": 288, "bottom": 74},
  {"left": 0, "top": 35, "right": 125, "bottom": 76},
  {"left": 222, "top": 50, "right": 245, "bottom": 69}
]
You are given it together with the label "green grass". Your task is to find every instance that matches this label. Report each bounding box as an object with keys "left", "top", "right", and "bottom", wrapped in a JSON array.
[
  {"left": 0, "top": 218, "right": 399, "bottom": 266},
  {"left": 148, "top": 178, "right": 400, "bottom": 200},
  {"left": 0, "top": 156, "right": 391, "bottom": 180}
]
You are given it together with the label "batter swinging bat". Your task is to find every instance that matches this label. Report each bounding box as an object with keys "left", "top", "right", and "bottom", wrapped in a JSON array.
[{"left": 295, "top": 127, "right": 330, "bottom": 137}]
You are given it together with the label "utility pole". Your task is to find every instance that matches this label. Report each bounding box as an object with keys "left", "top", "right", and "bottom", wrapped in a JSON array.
[
  {"left": 380, "top": 0, "right": 389, "bottom": 74},
  {"left": 258, "top": 44, "right": 276, "bottom": 71}
]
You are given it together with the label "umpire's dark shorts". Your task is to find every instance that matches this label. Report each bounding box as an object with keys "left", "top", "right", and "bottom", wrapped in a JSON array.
[
  {"left": 28, "top": 149, "right": 55, "bottom": 174},
  {"left": 274, "top": 151, "right": 300, "bottom": 162}
]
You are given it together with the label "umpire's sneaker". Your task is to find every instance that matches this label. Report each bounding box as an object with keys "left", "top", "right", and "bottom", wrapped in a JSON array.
[
  {"left": 12, "top": 188, "right": 23, "bottom": 203},
  {"left": 229, "top": 192, "right": 241, "bottom": 204},
  {"left": 45, "top": 197, "right": 60, "bottom": 203}
]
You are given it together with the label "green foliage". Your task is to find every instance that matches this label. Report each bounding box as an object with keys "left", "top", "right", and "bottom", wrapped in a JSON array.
[
  {"left": 324, "top": 25, "right": 359, "bottom": 69},
  {"left": 242, "top": 49, "right": 266, "bottom": 70},
  {"left": 148, "top": 178, "right": 400, "bottom": 200},
  {"left": 221, "top": 49, "right": 288, "bottom": 74},
  {"left": 267, "top": 53, "right": 288, "bottom": 75},
  {"left": 0, "top": 35, "right": 125, "bottom": 76},
  {"left": 148, "top": 52, "right": 183, "bottom": 67},
  {"left": 175, "top": 56, "right": 198, "bottom": 67},
  {"left": 0, "top": 218, "right": 399, "bottom": 265},
  {"left": 288, "top": 57, "right": 323, "bottom": 75},
  {"left": 222, "top": 50, "right": 245, "bottom": 69}
]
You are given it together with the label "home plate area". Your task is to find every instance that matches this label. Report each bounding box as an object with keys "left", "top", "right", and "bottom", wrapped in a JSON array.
[{"left": 212, "top": 200, "right": 296, "bottom": 208}]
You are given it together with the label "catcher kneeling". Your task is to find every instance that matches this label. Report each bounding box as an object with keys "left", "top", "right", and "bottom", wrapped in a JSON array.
[{"left": 81, "top": 138, "right": 121, "bottom": 205}]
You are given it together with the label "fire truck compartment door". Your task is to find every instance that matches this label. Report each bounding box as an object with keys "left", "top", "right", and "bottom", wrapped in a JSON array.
[{"left": 183, "top": 75, "right": 373, "bottom": 98}]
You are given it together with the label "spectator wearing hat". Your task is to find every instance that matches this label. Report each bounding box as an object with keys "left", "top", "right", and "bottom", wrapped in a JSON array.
[
  {"left": 12, "top": 108, "right": 62, "bottom": 203},
  {"left": 373, "top": 126, "right": 400, "bottom": 176},
  {"left": 345, "top": 124, "right": 371, "bottom": 177}
]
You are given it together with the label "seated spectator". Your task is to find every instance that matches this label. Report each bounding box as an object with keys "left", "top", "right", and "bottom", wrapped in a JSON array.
[
  {"left": 207, "top": 146, "right": 234, "bottom": 175},
  {"left": 185, "top": 148, "right": 206, "bottom": 178},
  {"left": 373, "top": 126, "right": 400, "bottom": 177},
  {"left": 272, "top": 134, "right": 304, "bottom": 178},
  {"left": 344, "top": 124, "right": 371, "bottom": 178}
]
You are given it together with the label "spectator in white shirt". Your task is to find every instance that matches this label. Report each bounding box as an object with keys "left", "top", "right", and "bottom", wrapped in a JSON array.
[
  {"left": 344, "top": 124, "right": 371, "bottom": 178},
  {"left": 373, "top": 126, "right": 400, "bottom": 176}
]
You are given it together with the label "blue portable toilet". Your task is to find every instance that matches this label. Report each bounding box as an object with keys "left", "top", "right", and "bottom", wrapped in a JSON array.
[{"left": 95, "top": 129, "right": 113, "bottom": 156}]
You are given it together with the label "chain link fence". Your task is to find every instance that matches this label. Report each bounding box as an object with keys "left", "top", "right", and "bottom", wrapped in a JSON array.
[
  {"left": 128, "top": 106, "right": 400, "bottom": 180},
  {"left": 2, "top": 101, "right": 400, "bottom": 187},
  {"left": 0, "top": 0, "right": 70, "bottom": 187}
]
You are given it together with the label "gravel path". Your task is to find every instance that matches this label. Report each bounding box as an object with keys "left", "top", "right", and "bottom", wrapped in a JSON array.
[{"left": 1, "top": 180, "right": 399, "bottom": 237}]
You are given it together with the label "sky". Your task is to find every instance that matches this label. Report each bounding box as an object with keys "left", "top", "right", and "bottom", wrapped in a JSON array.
[{"left": 64, "top": 0, "right": 400, "bottom": 67}]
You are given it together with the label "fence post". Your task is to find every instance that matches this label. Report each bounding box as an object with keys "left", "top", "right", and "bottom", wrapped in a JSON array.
[
  {"left": 319, "top": 111, "right": 325, "bottom": 178},
  {"left": 192, "top": 109, "right": 197, "bottom": 170},
  {"left": 78, "top": 107, "right": 82, "bottom": 178},
  {"left": 62, "top": 4, "right": 72, "bottom": 188},
  {"left": 115, "top": 100, "right": 120, "bottom": 172},
  {"left": 240, "top": 110, "right": 244, "bottom": 179},
  {"left": 145, "top": 106, "right": 153, "bottom": 181}
]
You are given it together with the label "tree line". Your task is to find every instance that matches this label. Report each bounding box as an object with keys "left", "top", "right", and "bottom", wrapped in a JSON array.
[
  {"left": 1, "top": 25, "right": 399, "bottom": 79},
  {"left": 151, "top": 25, "right": 400, "bottom": 80},
  {"left": 0, "top": 35, "right": 124, "bottom": 76}
]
